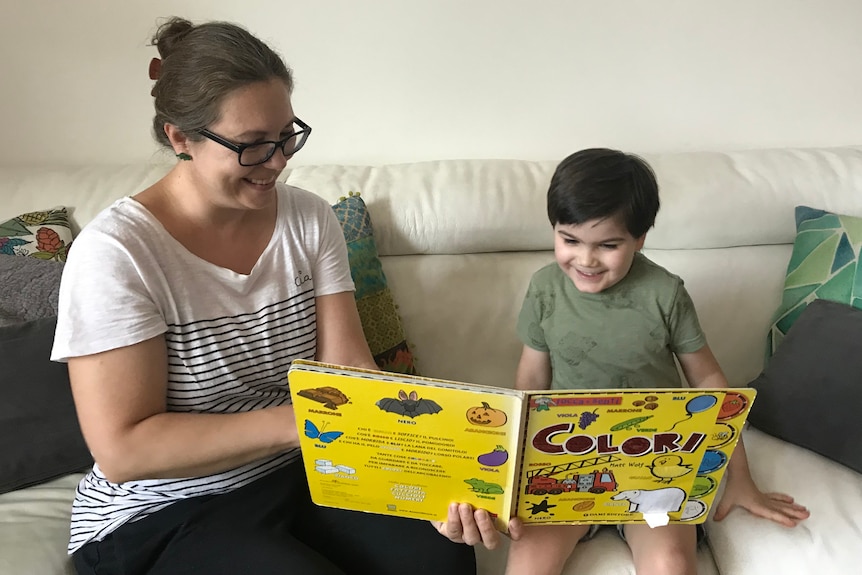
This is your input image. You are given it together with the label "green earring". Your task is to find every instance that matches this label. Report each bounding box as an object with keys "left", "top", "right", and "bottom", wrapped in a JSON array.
[{"left": 176, "top": 152, "right": 193, "bottom": 161}]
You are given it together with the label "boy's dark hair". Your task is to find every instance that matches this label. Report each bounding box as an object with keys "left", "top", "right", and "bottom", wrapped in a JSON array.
[{"left": 547, "top": 148, "right": 660, "bottom": 238}]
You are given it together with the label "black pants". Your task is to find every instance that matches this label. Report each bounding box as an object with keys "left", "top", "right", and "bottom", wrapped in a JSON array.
[{"left": 73, "top": 462, "right": 476, "bottom": 575}]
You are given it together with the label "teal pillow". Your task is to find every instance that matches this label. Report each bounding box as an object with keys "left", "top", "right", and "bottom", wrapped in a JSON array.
[
  {"left": 331, "top": 193, "right": 417, "bottom": 375},
  {"left": 767, "top": 206, "right": 862, "bottom": 356}
]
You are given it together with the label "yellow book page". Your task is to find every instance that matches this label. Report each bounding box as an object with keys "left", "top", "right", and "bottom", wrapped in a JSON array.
[
  {"left": 516, "top": 389, "right": 737, "bottom": 525},
  {"left": 686, "top": 390, "right": 756, "bottom": 520},
  {"left": 288, "top": 361, "right": 525, "bottom": 531}
]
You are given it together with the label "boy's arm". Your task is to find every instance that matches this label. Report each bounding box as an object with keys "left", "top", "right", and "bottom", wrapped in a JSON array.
[
  {"left": 515, "top": 345, "right": 552, "bottom": 390},
  {"left": 677, "top": 345, "right": 810, "bottom": 527}
]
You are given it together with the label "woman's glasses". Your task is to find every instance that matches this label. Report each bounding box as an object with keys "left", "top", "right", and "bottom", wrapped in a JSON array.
[{"left": 197, "top": 118, "right": 312, "bottom": 166}]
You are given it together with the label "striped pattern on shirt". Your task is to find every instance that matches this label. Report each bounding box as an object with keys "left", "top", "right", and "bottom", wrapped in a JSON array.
[
  {"left": 69, "top": 294, "right": 313, "bottom": 552},
  {"left": 53, "top": 185, "right": 356, "bottom": 554}
]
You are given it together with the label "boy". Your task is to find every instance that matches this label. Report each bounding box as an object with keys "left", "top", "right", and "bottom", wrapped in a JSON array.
[{"left": 504, "top": 149, "right": 809, "bottom": 575}]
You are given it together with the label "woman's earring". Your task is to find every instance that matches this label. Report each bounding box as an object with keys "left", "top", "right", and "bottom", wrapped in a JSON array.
[{"left": 176, "top": 152, "right": 193, "bottom": 161}]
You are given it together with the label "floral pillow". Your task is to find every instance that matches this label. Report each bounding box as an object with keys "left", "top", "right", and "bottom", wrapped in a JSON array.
[
  {"left": 0, "top": 207, "right": 73, "bottom": 261},
  {"left": 332, "top": 193, "right": 417, "bottom": 375},
  {"left": 767, "top": 205, "right": 862, "bottom": 357}
]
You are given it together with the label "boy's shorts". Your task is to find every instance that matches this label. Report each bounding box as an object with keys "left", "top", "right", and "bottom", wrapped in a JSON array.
[{"left": 582, "top": 523, "right": 707, "bottom": 544}]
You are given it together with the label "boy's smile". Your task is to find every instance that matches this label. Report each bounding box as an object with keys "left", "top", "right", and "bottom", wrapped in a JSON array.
[{"left": 553, "top": 216, "right": 646, "bottom": 294}]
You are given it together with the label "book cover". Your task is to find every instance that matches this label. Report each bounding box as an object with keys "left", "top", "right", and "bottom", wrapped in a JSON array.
[{"left": 287, "top": 360, "right": 754, "bottom": 531}]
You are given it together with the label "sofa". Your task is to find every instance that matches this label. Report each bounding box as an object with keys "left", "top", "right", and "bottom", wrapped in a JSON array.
[{"left": 1, "top": 146, "right": 861, "bottom": 574}]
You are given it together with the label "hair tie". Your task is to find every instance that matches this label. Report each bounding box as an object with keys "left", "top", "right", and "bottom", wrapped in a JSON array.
[{"left": 148, "top": 58, "right": 162, "bottom": 80}]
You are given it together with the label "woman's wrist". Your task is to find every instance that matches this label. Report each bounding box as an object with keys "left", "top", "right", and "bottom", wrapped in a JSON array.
[{"left": 274, "top": 403, "right": 300, "bottom": 449}]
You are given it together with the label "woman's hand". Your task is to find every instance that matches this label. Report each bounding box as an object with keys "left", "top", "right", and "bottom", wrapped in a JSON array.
[{"left": 431, "top": 503, "right": 523, "bottom": 549}]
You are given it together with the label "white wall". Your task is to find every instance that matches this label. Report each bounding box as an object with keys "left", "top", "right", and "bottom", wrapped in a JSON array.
[{"left": 3, "top": 0, "right": 861, "bottom": 166}]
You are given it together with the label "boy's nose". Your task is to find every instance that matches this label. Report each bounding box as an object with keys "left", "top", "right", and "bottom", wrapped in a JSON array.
[{"left": 577, "top": 248, "right": 598, "bottom": 267}]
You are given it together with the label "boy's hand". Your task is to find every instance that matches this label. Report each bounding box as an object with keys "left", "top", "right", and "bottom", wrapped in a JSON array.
[
  {"left": 432, "top": 503, "right": 524, "bottom": 549},
  {"left": 714, "top": 473, "right": 810, "bottom": 527}
]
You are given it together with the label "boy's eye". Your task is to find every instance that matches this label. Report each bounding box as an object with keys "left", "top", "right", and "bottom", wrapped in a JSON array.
[
  {"left": 600, "top": 244, "right": 619, "bottom": 250},
  {"left": 564, "top": 239, "right": 579, "bottom": 245}
]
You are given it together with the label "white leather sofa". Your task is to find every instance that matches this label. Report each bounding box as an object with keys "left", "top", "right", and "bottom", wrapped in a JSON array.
[{"left": 1, "top": 146, "right": 861, "bottom": 574}]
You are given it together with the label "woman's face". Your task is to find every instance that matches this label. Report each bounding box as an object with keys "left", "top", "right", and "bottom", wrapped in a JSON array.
[{"left": 186, "top": 78, "right": 295, "bottom": 212}]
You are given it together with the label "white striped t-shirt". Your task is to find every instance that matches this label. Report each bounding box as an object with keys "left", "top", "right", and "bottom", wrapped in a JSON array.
[{"left": 51, "top": 184, "right": 354, "bottom": 553}]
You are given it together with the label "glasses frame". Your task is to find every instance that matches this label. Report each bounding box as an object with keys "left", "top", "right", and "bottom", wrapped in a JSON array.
[{"left": 196, "top": 117, "right": 312, "bottom": 166}]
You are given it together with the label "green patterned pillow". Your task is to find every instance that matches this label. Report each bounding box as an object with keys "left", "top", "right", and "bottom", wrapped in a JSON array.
[
  {"left": 768, "top": 206, "right": 862, "bottom": 357},
  {"left": 332, "top": 193, "right": 417, "bottom": 375},
  {"left": 0, "top": 207, "right": 73, "bottom": 261}
]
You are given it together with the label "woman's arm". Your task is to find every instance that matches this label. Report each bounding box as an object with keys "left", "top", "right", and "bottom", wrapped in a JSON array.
[
  {"left": 69, "top": 335, "right": 298, "bottom": 484},
  {"left": 314, "top": 291, "right": 378, "bottom": 370}
]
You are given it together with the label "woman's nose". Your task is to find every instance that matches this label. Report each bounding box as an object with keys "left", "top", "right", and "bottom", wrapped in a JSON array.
[{"left": 266, "top": 148, "right": 290, "bottom": 170}]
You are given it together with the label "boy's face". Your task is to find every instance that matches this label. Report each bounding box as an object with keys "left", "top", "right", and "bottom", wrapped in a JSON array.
[{"left": 553, "top": 216, "right": 646, "bottom": 294}]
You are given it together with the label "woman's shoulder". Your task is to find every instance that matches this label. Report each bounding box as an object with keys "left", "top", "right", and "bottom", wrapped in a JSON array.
[
  {"left": 72, "top": 197, "right": 162, "bottom": 252},
  {"left": 277, "top": 182, "right": 333, "bottom": 213}
]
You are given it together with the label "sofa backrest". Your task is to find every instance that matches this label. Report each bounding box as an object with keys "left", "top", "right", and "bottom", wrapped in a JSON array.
[
  {"left": 2, "top": 146, "right": 861, "bottom": 388},
  {"left": 284, "top": 147, "right": 862, "bottom": 388}
]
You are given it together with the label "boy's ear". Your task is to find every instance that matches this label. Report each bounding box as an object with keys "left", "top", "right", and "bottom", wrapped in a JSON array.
[{"left": 635, "top": 234, "right": 647, "bottom": 251}]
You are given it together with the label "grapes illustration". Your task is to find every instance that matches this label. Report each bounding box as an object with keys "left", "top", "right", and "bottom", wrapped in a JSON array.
[{"left": 578, "top": 409, "right": 599, "bottom": 430}]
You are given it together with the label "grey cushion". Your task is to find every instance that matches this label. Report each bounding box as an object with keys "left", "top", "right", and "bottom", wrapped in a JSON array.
[
  {"left": 0, "top": 317, "right": 92, "bottom": 493},
  {"left": 0, "top": 254, "right": 64, "bottom": 327},
  {"left": 747, "top": 299, "right": 862, "bottom": 474}
]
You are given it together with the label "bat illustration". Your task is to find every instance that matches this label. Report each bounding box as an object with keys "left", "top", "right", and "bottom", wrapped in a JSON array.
[{"left": 376, "top": 390, "right": 443, "bottom": 419}]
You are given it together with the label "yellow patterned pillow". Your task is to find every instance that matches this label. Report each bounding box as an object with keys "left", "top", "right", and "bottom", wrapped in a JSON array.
[{"left": 332, "top": 193, "right": 417, "bottom": 374}]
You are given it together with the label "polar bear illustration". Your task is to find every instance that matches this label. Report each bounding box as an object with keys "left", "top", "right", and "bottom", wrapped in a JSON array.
[{"left": 611, "top": 487, "right": 686, "bottom": 514}]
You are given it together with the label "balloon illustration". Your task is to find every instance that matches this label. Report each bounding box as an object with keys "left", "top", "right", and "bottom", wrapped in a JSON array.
[
  {"left": 698, "top": 449, "right": 728, "bottom": 474},
  {"left": 668, "top": 394, "right": 718, "bottom": 431}
]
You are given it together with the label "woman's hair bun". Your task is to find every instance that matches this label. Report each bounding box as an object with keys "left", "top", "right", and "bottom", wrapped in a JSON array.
[{"left": 151, "top": 17, "right": 194, "bottom": 59}]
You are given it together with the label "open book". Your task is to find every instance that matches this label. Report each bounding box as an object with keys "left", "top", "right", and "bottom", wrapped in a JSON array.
[{"left": 287, "top": 360, "right": 754, "bottom": 531}]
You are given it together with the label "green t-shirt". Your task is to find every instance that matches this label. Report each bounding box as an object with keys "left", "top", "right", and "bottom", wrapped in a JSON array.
[{"left": 516, "top": 252, "right": 706, "bottom": 390}]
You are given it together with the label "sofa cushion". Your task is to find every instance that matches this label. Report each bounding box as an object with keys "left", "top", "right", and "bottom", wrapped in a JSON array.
[
  {"left": 0, "top": 317, "right": 92, "bottom": 494},
  {"left": 767, "top": 205, "right": 862, "bottom": 356},
  {"left": 748, "top": 299, "right": 862, "bottom": 473},
  {"left": 332, "top": 193, "right": 416, "bottom": 374},
  {"left": 706, "top": 426, "right": 862, "bottom": 575},
  {"left": 0, "top": 255, "right": 66, "bottom": 327},
  {"left": 0, "top": 207, "right": 73, "bottom": 261}
]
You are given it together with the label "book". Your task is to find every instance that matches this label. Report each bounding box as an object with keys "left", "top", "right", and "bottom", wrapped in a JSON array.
[{"left": 287, "top": 359, "right": 755, "bottom": 531}]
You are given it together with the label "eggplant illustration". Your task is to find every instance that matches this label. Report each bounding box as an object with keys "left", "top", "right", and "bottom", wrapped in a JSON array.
[{"left": 477, "top": 445, "right": 509, "bottom": 467}]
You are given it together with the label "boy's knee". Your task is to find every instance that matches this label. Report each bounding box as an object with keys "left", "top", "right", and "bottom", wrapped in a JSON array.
[{"left": 633, "top": 546, "right": 696, "bottom": 575}]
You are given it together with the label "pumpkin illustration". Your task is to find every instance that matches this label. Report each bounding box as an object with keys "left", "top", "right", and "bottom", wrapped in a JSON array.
[{"left": 466, "top": 402, "right": 507, "bottom": 427}]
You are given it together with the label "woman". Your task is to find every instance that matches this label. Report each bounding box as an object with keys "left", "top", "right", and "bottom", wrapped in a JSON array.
[{"left": 52, "top": 17, "right": 479, "bottom": 575}]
